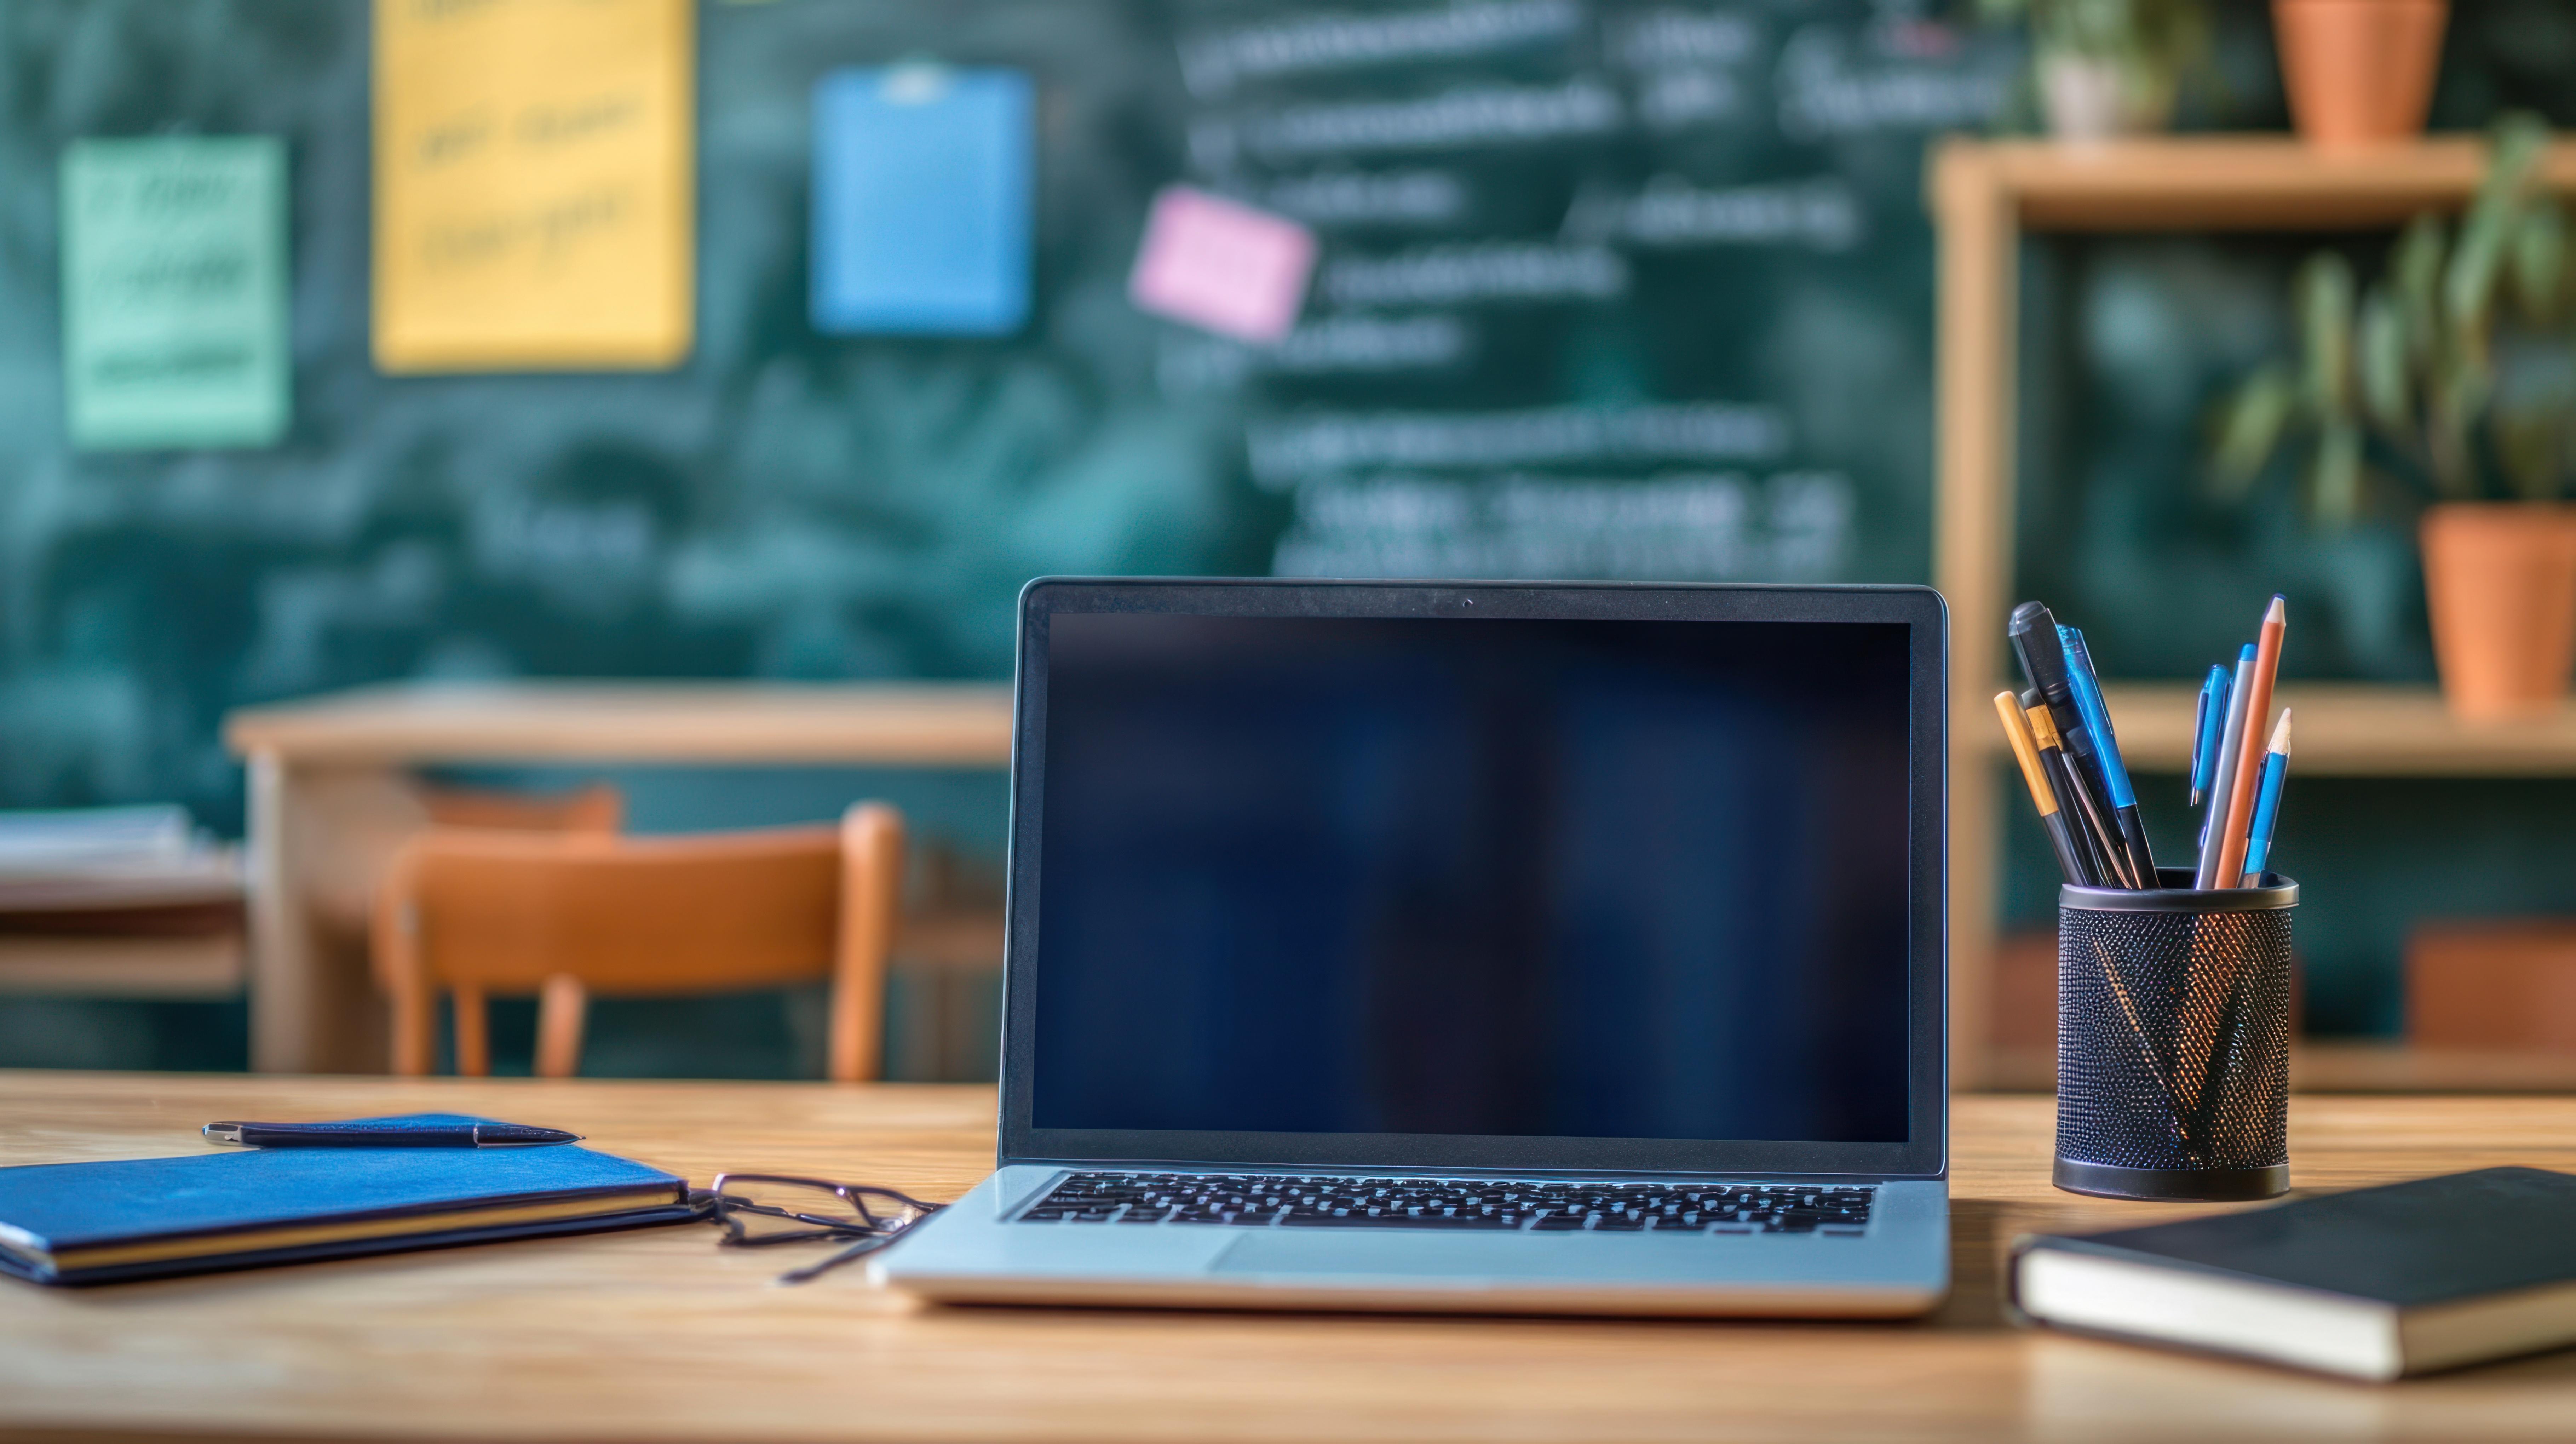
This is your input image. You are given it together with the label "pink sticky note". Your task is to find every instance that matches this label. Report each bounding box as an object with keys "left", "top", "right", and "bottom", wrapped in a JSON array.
[{"left": 1127, "top": 185, "right": 1316, "bottom": 343}]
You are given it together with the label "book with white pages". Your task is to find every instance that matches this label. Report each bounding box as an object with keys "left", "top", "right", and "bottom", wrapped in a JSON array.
[{"left": 2011, "top": 1167, "right": 2576, "bottom": 1380}]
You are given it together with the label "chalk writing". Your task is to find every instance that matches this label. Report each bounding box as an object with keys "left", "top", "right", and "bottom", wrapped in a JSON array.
[
  {"left": 1180, "top": 1, "right": 1584, "bottom": 99},
  {"left": 1161, "top": 313, "right": 1474, "bottom": 392},
  {"left": 1635, "top": 69, "right": 1743, "bottom": 131},
  {"left": 1271, "top": 469, "right": 1854, "bottom": 581},
  {"left": 1612, "top": 8, "right": 1761, "bottom": 70},
  {"left": 1248, "top": 403, "right": 1791, "bottom": 488},
  {"left": 1228, "top": 78, "right": 1623, "bottom": 161},
  {"left": 1561, "top": 174, "right": 1861, "bottom": 251},
  {"left": 1264, "top": 168, "right": 1471, "bottom": 228},
  {"left": 1321, "top": 241, "right": 1628, "bottom": 306},
  {"left": 1775, "top": 23, "right": 2014, "bottom": 141}
]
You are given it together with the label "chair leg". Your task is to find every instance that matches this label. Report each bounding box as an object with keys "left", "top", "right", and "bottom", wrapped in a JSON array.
[
  {"left": 373, "top": 852, "right": 435, "bottom": 1076},
  {"left": 389, "top": 981, "right": 435, "bottom": 1078},
  {"left": 453, "top": 985, "right": 491, "bottom": 1077},
  {"left": 535, "top": 973, "right": 588, "bottom": 1080},
  {"left": 831, "top": 802, "right": 905, "bottom": 1083}
]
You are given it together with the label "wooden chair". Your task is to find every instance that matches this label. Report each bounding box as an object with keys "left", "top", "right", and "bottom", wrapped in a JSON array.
[
  {"left": 301, "top": 778, "right": 624, "bottom": 943},
  {"left": 420, "top": 782, "right": 624, "bottom": 834},
  {"left": 373, "top": 803, "right": 904, "bottom": 1081}
]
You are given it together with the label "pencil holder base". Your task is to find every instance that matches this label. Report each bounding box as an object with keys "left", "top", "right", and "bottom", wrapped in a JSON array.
[{"left": 2053, "top": 1158, "right": 2289, "bottom": 1202}]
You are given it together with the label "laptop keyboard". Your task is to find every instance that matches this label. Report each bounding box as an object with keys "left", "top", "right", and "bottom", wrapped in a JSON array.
[{"left": 1015, "top": 1173, "right": 1873, "bottom": 1234}]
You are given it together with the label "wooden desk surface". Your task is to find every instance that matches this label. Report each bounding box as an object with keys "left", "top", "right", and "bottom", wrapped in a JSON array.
[
  {"left": 223, "top": 681, "right": 1015, "bottom": 766},
  {"left": 7, "top": 1076, "right": 2576, "bottom": 1443}
]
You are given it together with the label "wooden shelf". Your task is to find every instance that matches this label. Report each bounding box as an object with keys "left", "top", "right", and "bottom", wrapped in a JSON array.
[
  {"left": 1931, "top": 135, "right": 2576, "bottom": 1087},
  {"left": 1935, "top": 134, "right": 2576, "bottom": 232},
  {"left": 1970, "top": 682, "right": 2576, "bottom": 776},
  {"left": 1986, "top": 1042, "right": 2576, "bottom": 1094}
]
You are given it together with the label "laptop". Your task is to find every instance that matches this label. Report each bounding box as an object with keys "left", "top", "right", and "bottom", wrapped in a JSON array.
[{"left": 874, "top": 578, "right": 1949, "bottom": 1317}]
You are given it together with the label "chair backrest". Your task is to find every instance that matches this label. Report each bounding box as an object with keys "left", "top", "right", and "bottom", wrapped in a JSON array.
[
  {"left": 420, "top": 782, "right": 625, "bottom": 834},
  {"left": 373, "top": 803, "right": 903, "bottom": 1081}
]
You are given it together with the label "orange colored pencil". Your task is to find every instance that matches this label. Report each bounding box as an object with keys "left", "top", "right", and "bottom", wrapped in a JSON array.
[{"left": 2213, "top": 595, "right": 2286, "bottom": 888}]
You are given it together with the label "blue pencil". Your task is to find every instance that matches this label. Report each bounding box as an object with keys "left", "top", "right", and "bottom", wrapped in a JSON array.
[{"left": 2238, "top": 710, "right": 2293, "bottom": 887}]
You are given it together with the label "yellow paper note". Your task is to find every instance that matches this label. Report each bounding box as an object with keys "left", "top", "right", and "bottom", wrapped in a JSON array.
[{"left": 373, "top": 0, "right": 693, "bottom": 372}]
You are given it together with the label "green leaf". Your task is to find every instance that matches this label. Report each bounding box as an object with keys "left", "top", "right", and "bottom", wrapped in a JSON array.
[
  {"left": 2357, "top": 287, "right": 2414, "bottom": 433},
  {"left": 2511, "top": 202, "right": 2568, "bottom": 325},
  {"left": 2428, "top": 363, "right": 2491, "bottom": 498},
  {"left": 2449, "top": 114, "right": 2550, "bottom": 336},
  {"left": 2297, "top": 253, "right": 2356, "bottom": 417},
  {"left": 2310, "top": 419, "right": 2364, "bottom": 526},
  {"left": 2393, "top": 214, "right": 2448, "bottom": 365},
  {"left": 2492, "top": 111, "right": 2552, "bottom": 188},
  {"left": 2496, "top": 406, "right": 2564, "bottom": 502},
  {"left": 2209, "top": 365, "right": 2298, "bottom": 499}
]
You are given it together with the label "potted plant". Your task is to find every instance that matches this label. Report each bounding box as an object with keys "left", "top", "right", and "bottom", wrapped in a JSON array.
[
  {"left": 1978, "top": 0, "right": 2210, "bottom": 142},
  {"left": 2273, "top": 0, "right": 2448, "bottom": 149},
  {"left": 2212, "top": 114, "right": 2576, "bottom": 720}
]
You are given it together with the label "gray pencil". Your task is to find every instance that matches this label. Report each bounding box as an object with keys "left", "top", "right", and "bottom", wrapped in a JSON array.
[{"left": 2194, "top": 643, "right": 2259, "bottom": 888}]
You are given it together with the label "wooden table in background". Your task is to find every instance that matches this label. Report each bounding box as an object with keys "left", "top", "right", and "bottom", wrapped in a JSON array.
[
  {"left": 222, "top": 681, "right": 1016, "bottom": 1073},
  {"left": 7, "top": 1076, "right": 2576, "bottom": 1442}
]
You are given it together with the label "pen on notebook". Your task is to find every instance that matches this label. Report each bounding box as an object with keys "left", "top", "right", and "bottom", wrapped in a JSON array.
[
  {"left": 2189, "top": 663, "right": 2229, "bottom": 809},
  {"left": 1996, "top": 691, "right": 2087, "bottom": 886},
  {"left": 2027, "top": 691, "right": 2127, "bottom": 888},
  {"left": 2213, "top": 596, "right": 2288, "bottom": 888},
  {"left": 2239, "top": 710, "right": 2294, "bottom": 887},
  {"left": 2195, "top": 643, "right": 2260, "bottom": 888},
  {"left": 202, "top": 1121, "right": 583, "bottom": 1148},
  {"left": 2058, "top": 625, "right": 2157, "bottom": 884}
]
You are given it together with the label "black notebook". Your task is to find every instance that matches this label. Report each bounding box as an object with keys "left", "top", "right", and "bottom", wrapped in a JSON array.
[
  {"left": 0, "top": 1113, "right": 697, "bottom": 1286},
  {"left": 2011, "top": 1167, "right": 2576, "bottom": 1379}
]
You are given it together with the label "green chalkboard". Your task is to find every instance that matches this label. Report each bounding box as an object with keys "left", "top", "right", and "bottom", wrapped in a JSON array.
[{"left": 0, "top": 0, "right": 2024, "bottom": 831}]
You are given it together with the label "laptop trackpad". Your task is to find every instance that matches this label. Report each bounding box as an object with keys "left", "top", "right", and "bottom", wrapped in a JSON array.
[{"left": 1215, "top": 1230, "right": 1686, "bottom": 1281}]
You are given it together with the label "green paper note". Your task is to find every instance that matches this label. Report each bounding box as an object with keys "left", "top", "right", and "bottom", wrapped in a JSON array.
[{"left": 62, "top": 137, "right": 289, "bottom": 450}]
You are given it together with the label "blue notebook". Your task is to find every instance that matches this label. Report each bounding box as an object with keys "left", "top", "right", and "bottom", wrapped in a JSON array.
[{"left": 0, "top": 1114, "right": 694, "bottom": 1286}]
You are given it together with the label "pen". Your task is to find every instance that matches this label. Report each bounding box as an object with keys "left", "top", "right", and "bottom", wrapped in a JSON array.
[
  {"left": 2194, "top": 644, "right": 2259, "bottom": 888},
  {"left": 2058, "top": 625, "right": 2157, "bottom": 884},
  {"left": 2239, "top": 710, "right": 2293, "bottom": 887},
  {"left": 2213, "top": 596, "right": 2288, "bottom": 889},
  {"left": 2010, "top": 603, "right": 2138, "bottom": 886},
  {"left": 202, "top": 1121, "right": 583, "bottom": 1148},
  {"left": 1996, "top": 691, "right": 2087, "bottom": 885},
  {"left": 2027, "top": 691, "right": 2128, "bottom": 888},
  {"left": 2189, "top": 664, "right": 2229, "bottom": 809},
  {"left": 2008, "top": 602, "right": 2090, "bottom": 768}
]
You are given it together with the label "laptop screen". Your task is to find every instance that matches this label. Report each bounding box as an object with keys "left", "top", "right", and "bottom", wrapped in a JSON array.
[{"left": 1029, "top": 608, "right": 1915, "bottom": 1147}]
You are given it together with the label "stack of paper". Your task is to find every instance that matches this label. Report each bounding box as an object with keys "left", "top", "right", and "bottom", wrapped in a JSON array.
[{"left": 0, "top": 807, "right": 246, "bottom": 998}]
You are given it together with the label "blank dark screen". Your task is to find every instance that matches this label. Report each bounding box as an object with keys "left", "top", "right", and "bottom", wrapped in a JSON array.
[{"left": 1031, "top": 612, "right": 1913, "bottom": 1144}]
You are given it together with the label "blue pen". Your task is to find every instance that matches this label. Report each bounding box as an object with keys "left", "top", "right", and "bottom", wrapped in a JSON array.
[
  {"left": 2189, "top": 664, "right": 2230, "bottom": 808},
  {"left": 2239, "top": 710, "right": 2293, "bottom": 886},
  {"left": 2058, "top": 625, "right": 2158, "bottom": 885},
  {"left": 2196, "top": 644, "right": 2261, "bottom": 879}
]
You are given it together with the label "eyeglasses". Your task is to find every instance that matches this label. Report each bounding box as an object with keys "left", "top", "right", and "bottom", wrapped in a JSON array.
[{"left": 706, "top": 1173, "right": 944, "bottom": 1284}]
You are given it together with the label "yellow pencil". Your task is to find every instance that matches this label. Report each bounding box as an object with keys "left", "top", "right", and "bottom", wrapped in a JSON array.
[{"left": 1995, "top": 691, "right": 2087, "bottom": 885}]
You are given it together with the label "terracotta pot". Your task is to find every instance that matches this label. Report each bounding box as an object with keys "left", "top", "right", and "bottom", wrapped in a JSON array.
[
  {"left": 2420, "top": 503, "right": 2576, "bottom": 721},
  {"left": 2272, "top": 0, "right": 2447, "bottom": 149},
  {"left": 2039, "top": 53, "right": 2174, "bottom": 143}
]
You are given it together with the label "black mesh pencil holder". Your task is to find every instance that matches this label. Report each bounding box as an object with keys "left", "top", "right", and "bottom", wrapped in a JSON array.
[{"left": 2054, "top": 867, "right": 2298, "bottom": 1202}]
